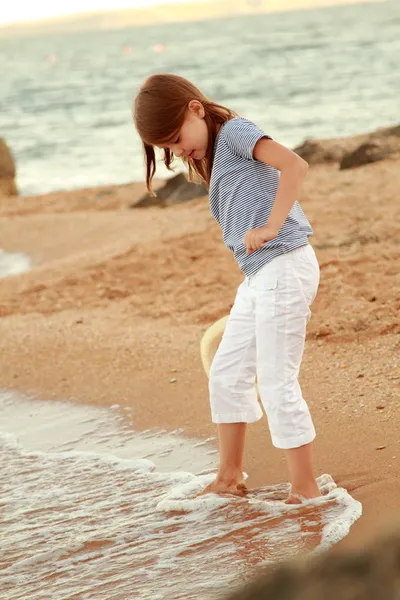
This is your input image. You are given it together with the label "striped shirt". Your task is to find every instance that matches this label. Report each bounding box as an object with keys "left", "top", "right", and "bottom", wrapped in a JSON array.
[{"left": 209, "top": 117, "right": 313, "bottom": 277}]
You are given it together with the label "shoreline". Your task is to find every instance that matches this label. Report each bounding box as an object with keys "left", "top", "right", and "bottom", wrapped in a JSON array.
[{"left": 1, "top": 310, "right": 399, "bottom": 553}]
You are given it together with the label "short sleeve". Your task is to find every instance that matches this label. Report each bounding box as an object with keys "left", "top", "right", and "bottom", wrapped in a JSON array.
[{"left": 222, "top": 118, "right": 272, "bottom": 160}]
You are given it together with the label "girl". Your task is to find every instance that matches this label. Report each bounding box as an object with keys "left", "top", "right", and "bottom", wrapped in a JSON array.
[{"left": 133, "top": 73, "right": 321, "bottom": 504}]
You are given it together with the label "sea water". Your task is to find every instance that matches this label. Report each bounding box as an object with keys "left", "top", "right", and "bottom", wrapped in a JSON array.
[
  {"left": 0, "top": 1, "right": 398, "bottom": 195},
  {"left": 1, "top": 389, "right": 362, "bottom": 600},
  {"left": 0, "top": 249, "right": 32, "bottom": 277}
]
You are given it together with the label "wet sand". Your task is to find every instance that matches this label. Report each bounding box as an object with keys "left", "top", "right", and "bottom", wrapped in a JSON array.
[{"left": 0, "top": 154, "right": 399, "bottom": 554}]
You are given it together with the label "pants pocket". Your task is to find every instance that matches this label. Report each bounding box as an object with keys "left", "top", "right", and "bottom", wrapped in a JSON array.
[
  {"left": 274, "top": 275, "right": 311, "bottom": 317},
  {"left": 274, "top": 257, "right": 313, "bottom": 318},
  {"left": 249, "top": 255, "right": 318, "bottom": 319},
  {"left": 248, "top": 268, "right": 279, "bottom": 319}
]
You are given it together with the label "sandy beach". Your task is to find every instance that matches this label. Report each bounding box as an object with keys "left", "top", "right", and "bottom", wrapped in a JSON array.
[{"left": 0, "top": 143, "right": 399, "bottom": 558}]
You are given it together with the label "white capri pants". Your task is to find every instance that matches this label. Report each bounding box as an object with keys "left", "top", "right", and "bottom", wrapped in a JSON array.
[{"left": 209, "top": 243, "right": 320, "bottom": 450}]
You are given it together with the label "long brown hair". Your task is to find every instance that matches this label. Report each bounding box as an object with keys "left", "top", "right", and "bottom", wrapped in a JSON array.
[{"left": 133, "top": 73, "right": 236, "bottom": 193}]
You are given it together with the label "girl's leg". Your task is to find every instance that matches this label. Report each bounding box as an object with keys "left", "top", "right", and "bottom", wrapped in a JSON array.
[
  {"left": 284, "top": 441, "right": 320, "bottom": 503},
  {"left": 254, "top": 246, "right": 321, "bottom": 502},
  {"left": 202, "top": 279, "right": 261, "bottom": 495},
  {"left": 200, "top": 423, "right": 248, "bottom": 496}
]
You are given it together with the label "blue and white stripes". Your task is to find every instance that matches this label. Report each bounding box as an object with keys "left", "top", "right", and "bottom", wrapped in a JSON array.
[{"left": 209, "top": 117, "right": 312, "bottom": 277}]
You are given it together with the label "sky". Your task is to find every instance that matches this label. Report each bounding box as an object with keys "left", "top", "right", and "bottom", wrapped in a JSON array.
[{"left": 0, "top": 0, "right": 200, "bottom": 25}]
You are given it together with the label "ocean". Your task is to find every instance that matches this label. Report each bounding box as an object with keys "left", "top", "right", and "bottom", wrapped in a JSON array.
[
  {"left": 0, "top": 0, "right": 399, "bottom": 196},
  {"left": 1, "top": 390, "right": 362, "bottom": 600}
]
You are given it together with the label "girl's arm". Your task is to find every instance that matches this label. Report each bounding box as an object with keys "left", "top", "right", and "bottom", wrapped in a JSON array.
[{"left": 253, "top": 138, "right": 309, "bottom": 234}]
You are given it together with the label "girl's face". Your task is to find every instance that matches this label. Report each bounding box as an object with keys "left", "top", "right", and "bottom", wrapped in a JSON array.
[{"left": 157, "top": 100, "right": 209, "bottom": 160}]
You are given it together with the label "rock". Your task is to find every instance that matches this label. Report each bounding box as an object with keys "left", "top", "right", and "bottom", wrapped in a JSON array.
[
  {"left": 132, "top": 173, "right": 207, "bottom": 208},
  {"left": 340, "top": 141, "right": 389, "bottom": 170},
  {"left": 293, "top": 139, "right": 345, "bottom": 165},
  {"left": 0, "top": 138, "right": 18, "bottom": 196},
  {"left": 293, "top": 124, "right": 400, "bottom": 167}
]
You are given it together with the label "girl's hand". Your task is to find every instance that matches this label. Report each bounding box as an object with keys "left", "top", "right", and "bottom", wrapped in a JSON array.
[{"left": 244, "top": 224, "right": 279, "bottom": 254}]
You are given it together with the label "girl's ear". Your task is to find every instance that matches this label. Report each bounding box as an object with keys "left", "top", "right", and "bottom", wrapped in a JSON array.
[{"left": 188, "top": 99, "right": 205, "bottom": 118}]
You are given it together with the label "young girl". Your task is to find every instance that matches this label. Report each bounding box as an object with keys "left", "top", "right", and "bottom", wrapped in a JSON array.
[{"left": 133, "top": 73, "right": 321, "bottom": 504}]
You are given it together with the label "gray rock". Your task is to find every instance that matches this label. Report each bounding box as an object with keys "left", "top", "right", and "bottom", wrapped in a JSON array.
[{"left": 132, "top": 173, "right": 207, "bottom": 208}]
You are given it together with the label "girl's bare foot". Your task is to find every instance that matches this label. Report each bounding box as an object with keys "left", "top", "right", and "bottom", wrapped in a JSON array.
[
  {"left": 285, "top": 483, "right": 321, "bottom": 504},
  {"left": 199, "top": 472, "right": 248, "bottom": 497}
]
